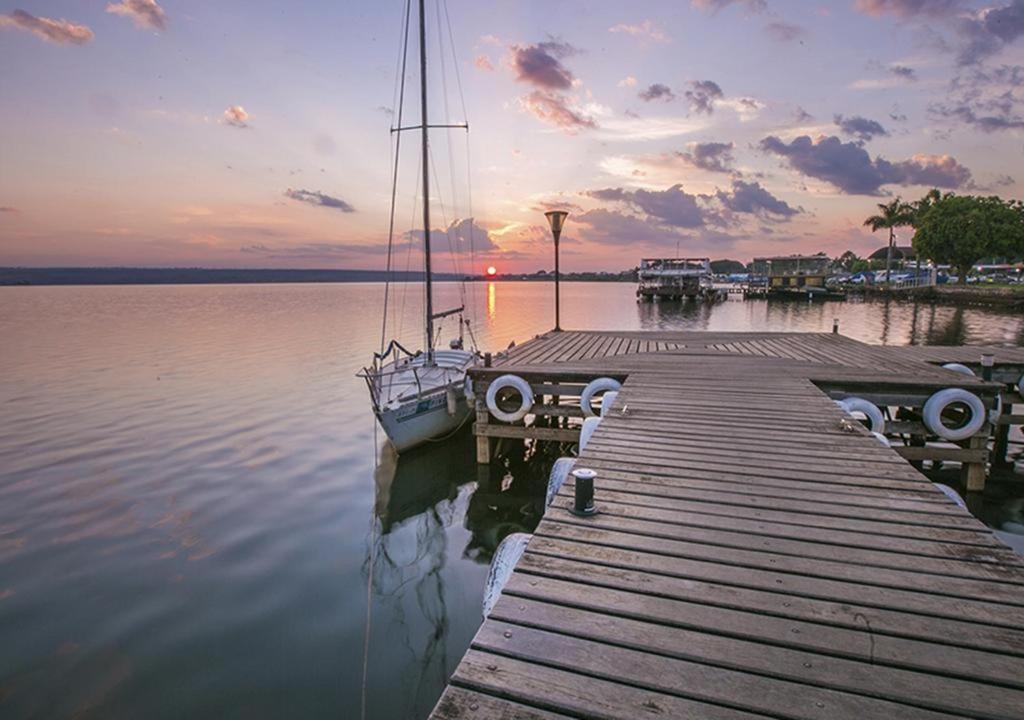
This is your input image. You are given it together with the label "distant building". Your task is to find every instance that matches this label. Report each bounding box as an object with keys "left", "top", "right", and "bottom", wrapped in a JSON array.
[{"left": 750, "top": 255, "right": 832, "bottom": 291}]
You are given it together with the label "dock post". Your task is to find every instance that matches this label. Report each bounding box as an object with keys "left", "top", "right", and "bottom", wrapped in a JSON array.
[
  {"left": 980, "top": 353, "right": 994, "bottom": 382},
  {"left": 476, "top": 435, "right": 491, "bottom": 465},
  {"left": 961, "top": 431, "right": 989, "bottom": 493},
  {"left": 993, "top": 420, "right": 1011, "bottom": 468},
  {"left": 475, "top": 382, "right": 491, "bottom": 465},
  {"left": 832, "top": 318, "right": 839, "bottom": 334}
]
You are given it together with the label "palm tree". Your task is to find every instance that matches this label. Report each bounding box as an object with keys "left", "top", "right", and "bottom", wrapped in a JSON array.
[{"left": 864, "top": 197, "right": 914, "bottom": 285}]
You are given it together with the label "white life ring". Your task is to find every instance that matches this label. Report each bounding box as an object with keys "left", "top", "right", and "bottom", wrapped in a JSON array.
[
  {"left": 579, "top": 416, "right": 602, "bottom": 453},
  {"left": 871, "top": 431, "right": 891, "bottom": 447},
  {"left": 464, "top": 375, "right": 475, "bottom": 403},
  {"left": 599, "top": 391, "right": 620, "bottom": 417},
  {"left": 485, "top": 374, "right": 534, "bottom": 423},
  {"left": 923, "top": 388, "right": 986, "bottom": 441},
  {"left": 839, "top": 397, "right": 885, "bottom": 434},
  {"left": 580, "top": 377, "right": 622, "bottom": 417},
  {"left": 546, "top": 457, "right": 576, "bottom": 507},
  {"left": 482, "top": 532, "right": 531, "bottom": 618},
  {"left": 941, "top": 362, "right": 975, "bottom": 377}
]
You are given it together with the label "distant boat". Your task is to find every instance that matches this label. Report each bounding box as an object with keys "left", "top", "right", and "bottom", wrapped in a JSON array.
[
  {"left": 636, "top": 257, "right": 721, "bottom": 302},
  {"left": 359, "top": 0, "right": 477, "bottom": 453}
]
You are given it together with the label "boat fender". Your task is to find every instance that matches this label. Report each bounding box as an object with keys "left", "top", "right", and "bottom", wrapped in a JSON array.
[
  {"left": 934, "top": 483, "right": 967, "bottom": 509},
  {"left": 446, "top": 387, "right": 457, "bottom": 416},
  {"left": 838, "top": 397, "right": 885, "bottom": 434},
  {"left": 463, "top": 376, "right": 475, "bottom": 403},
  {"left": 580, "top": 377, "right": 622, "bottom": 418},
  {"left": 482, "top": 532, "right": 531, "bottom": 618},
  {"left": 485, "top": 374, "right": 534, "bottom": 423},
  {"left": 579, "top": 416, "right": 602, "bottom": 453},
  {"left": 599, "top": 391, "right": 620, "bottom": 417},
  {"left": 941, "top": 363, "right": 975, "bottom": 377},
  {"left": 922, "top": 388, "right": 986, "bottom": 441},
  {"left": 871, "top": 431, "right": 890, "bottom": 447},
  {"left": 1018, "top": 373, "right": 1024, "bottom": 394},
  {"left": 546, "top": 457, "right": 576, "bottom": 507}
]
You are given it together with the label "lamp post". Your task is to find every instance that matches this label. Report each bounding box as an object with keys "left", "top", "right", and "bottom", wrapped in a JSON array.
[{"left": 544, "top": 210, "right": 569, "bottom": 331}]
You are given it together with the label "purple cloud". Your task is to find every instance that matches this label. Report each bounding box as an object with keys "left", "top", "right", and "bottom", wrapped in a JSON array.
[
  {"left": 284, "top": 188, "right": 355, "bottom": 213},
  {"left": 406, "top": 218, "right": 499, "bottom": 252},
  {"left": 684, "top": 80, "right": 724, "bottom": 114},
  {"left": 717, "top": 180, "right": 798, "bottom": 217},
  {"left": 889, "top": 64, "right": 917, "bottom": 81},
  {"left": 765, "top": 21, "right": 806, "bottom": 42},
  {"left": 509, "top": 39, "right": 578, "bottom": 90},
  {"left": 854, "top": 0, "right": 964, "bottom": 17},
  {"left": 588, "top": 185, "right": 708, "bottom": 228},
  {"left": 760, "top": 134, "right": 972, "bottom": 194},
  {"left": 834, "top": 114, "right": 889, "bottom": 141},
  {"left": 638, "top": 83, "right": 675, "bottom": 102},
  {"left": 520, "top": 91, "right": 596, "bottom": 132},
  {"left": 677, "top": 141, "right": 736, "bottom": 173}
]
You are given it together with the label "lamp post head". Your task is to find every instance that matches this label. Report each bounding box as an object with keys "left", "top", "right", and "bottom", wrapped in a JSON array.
[{"left": 544, "top": 210, "right": 569, "bottom": 240}]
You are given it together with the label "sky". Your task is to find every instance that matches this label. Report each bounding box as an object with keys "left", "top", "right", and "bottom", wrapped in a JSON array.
[{"left": 1, "top": 0, "right": 1024, "bottom": 273}]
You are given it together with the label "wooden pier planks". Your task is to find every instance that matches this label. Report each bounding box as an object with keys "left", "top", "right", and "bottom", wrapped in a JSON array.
[{"left": 433, "top": 331, "right": 1024, "bottom": 720}]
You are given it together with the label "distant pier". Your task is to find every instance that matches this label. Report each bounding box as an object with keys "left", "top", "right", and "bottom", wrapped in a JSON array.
[{"left": 432, "top": 330, "right": 1024, "bottom": 720}]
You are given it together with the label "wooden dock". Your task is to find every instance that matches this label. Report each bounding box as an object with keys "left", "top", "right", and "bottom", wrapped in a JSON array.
[{"left": 431, "top": 331, "right": 1024, "bottom": 720}]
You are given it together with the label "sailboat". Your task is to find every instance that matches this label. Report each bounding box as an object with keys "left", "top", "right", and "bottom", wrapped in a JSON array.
[{"left": 359, "top": 0, "right": 477, "bottom": 453}]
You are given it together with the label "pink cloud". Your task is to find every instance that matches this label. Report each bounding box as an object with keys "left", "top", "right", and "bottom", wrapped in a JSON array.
[{"left": 0, "top": 9, "right": 93, "bottom": 45}]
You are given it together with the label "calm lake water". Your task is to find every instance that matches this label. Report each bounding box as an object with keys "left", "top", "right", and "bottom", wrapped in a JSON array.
[{"left": 1, "top": 281, "right": 1023, "bottom": 719}]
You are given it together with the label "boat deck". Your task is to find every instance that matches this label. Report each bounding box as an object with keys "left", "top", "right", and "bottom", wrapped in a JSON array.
[{"left": 431, "top": 330, "right": 1024, "bottom": 720}]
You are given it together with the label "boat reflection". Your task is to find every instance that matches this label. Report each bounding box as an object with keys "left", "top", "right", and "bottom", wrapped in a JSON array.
[
  {"left": 373, "top": 428, "right": 551, "bottom": 557},
  {"left": 365, "top": 430, "right": 553, "bottom": 717}
]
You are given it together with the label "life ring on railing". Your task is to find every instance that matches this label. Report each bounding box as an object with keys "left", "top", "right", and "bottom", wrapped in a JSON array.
[
  {"left": 600, "top": 391, "right": 620, "bottom": 417},
  {"left": 838, "top": 397, "right": 885, "bottom": 434},
  {"left": 485, "top": 374, "right": 534, "bottom": 423},
  {"left": 942, "top": 362, "right": 975, "bottom": 376},
  {"left": 580, "top": 377, "right": 622, "bottom": 417},
  {"left": 464, "top": 376, "right": 475, "bottom": 403},
  {"left": 578, "top": 416, "right": 602, "bottom": 453},
  {"left": 482, "top": 532, "right": 531, "bottom": 618},
  {"left": 923, "top": 388, "right": 986, "bottom": 441},
  {"left": 546, "top": 457, "right": 576, "bottom": 507}
]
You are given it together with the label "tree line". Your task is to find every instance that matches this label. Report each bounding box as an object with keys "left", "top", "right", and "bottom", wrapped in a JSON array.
[{"left": 862, "top": 190, "right": 1024, "bottom": 284}]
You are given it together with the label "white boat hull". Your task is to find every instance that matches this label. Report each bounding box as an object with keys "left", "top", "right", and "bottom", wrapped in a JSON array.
[{"left": 377, "top": 385, "right": 471, "bottom": 453}]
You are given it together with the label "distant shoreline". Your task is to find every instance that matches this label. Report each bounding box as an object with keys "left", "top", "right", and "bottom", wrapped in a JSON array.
[{"left": 0, "top": 267, "right": 633, "bottom": 286}]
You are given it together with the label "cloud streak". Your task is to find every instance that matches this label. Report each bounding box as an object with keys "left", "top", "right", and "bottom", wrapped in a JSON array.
[
  {"left": 638, "top": 83, "right": 675, "bottom": 102},
  {"left": 284, "top": 189, "right": 355, "bottom": 213},
  {"left": 0, "top": 10, "right": 93, "bottom": 45},
  {"left": 608, "top": 20, "right": 669, "bottom": 43},
  {"left": 106, "top": 0, "right": 167, "bottom": 31}
]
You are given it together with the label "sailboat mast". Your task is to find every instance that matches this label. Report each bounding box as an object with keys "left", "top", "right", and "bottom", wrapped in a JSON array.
[{"left": 418, "top": 0, "right": 434, "bottom": 357}]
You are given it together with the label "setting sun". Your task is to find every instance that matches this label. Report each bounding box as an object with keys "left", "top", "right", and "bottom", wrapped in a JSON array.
[{"left": 486, "top": 266, "right": 497, "bottom": 277}]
